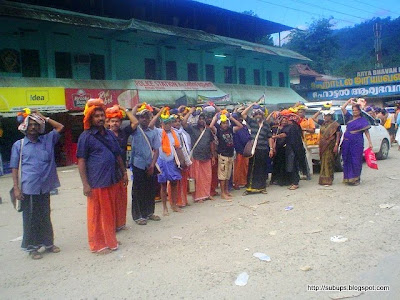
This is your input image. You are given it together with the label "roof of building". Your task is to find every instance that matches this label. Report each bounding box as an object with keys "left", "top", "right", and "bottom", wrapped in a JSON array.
[
  {"left": 1, "top": 0, "right": 293, "bottom": 40},
  {"left": 0, "top": 1, "right": 310, "bottom": 62},
  {"left": 290, "top": 64, "right": 321, "bottom": 77},
  {"left": 315, "top": 74, "right": 345, "bottom": 81}
]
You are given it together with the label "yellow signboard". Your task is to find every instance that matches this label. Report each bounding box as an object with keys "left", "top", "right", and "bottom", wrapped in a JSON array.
[{"left": 0, "top": 87, "right": 66, "bottom": 112}]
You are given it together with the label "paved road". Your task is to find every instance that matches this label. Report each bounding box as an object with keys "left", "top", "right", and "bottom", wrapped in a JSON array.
[{"left": 0, "top": 147, "right": 399, "bottom": 299}]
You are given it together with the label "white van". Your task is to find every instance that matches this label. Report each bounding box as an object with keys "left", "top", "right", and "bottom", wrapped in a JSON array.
[{"left": 304, "top": 104, "right": 391, "bottom": 171}]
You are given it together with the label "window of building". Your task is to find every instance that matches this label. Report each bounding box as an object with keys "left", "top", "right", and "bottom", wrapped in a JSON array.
[
  {"left": 279, "top": 72, "right": 285, "bottom": 87},
  {"left": 205, "top": 64, "right": 215, "bottom": 82},
  {"left": 166, "top": 61, "right": 177, "bottom": 80},
  {"left": 266, "top": 71, "right": 272, "bottom": 86},
  {"left": 90, "top": 54, "right": 105, "bottom": 80},
  {"left": 21, "top": 49, "right": 40, "bottom": 77},
  {"left": 0, "top": 49, "right": 20, "bottom": 73},
  {"left": 187, "top": 63, "right": 198, "bottom": 81},
  {"left": 224, "top": 66, "right": 234, "bottom": 84},
  {"left": 239, "top": 68, "right": 246, "bottom": 84},
  {"left": 254, "top": 69, "right": 261, "bottom": 85},
  {"left": 145, "top": 58, "right": 156, "bottom": 79},
  {"left": 55, "top": 52, "right": 72, "bottom": 78}
]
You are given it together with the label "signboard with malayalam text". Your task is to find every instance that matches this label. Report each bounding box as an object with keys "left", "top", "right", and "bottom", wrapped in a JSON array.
[
  {"left": 311, "top": 67, "right": 400, "bottom": 90},
  {"left": 307, "top": 84, "right": 400, "bottom": 100}
]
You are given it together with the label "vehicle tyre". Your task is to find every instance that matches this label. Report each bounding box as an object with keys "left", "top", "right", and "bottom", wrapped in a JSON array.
[
  {"left": 334, "top": 150, "right": 343, "bottom": 172},
  {"left": 376, "top": 139, "right": 389, "bottom": 160}
]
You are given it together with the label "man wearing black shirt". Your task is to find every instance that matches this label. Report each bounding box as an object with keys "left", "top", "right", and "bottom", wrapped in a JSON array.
[{"left": 209, "top": 112, "right": 243, "bottom": 200}]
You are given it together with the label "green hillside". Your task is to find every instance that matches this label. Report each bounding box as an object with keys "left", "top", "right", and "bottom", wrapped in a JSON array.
[
  {"left": 332, "top": 17, "right": 400, "bottom": 77},
  {"left": 285, "top": 17, "right": 400, "bottom": 78}
]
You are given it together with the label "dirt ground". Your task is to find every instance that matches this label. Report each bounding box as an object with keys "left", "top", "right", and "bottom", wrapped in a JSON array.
[{"left": 1, "top": 147, "right": 399, "bottom": 300}]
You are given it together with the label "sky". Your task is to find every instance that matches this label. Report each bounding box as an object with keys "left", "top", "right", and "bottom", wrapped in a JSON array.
[{"left": 194, "top": 0, "right": 400, "bottom": 44}]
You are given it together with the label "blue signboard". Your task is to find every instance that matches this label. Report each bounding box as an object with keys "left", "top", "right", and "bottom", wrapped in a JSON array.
[{"left": 307, "top": 84, "right": 400, "bottom": 100}]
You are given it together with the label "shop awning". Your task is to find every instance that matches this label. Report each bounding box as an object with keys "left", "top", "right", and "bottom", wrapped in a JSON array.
[{"left": 215, "top": 84, "right": 306, "bottom": 108}]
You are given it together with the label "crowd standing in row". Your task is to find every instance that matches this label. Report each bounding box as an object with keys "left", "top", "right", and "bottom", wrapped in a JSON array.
[{"left": 11, "top": 98, "right": 396, "bottom": 258}]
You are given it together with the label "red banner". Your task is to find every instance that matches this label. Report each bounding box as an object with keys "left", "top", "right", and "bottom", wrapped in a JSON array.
[{"left": 65, "top": 89, "right": 139, "bottom": 111}]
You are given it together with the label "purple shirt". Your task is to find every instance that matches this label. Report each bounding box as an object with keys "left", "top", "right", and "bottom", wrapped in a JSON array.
[
  {"left": 233, "top": 125, "right": 251, "bottom": 154},
  {"left": 76, "top": 127, "right": 122, "bottom": 189},
  {"left": 10, "top": 130, "right": 61, "bottom": 195}
]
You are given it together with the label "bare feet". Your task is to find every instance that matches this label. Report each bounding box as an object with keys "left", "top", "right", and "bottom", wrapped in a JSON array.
[
  {"left": 163, "top": 210, "right": 169, "bottom": 216},
  {"left": 221, "top": 193, "right": 231, "bottom": 200},
  {"left": 97, "top": 248, "right": 112, "bottom": 255},
  {"left": 208, "top": 196, "right": 215, "bottom": 200},
  {"left": 172, "top": 205, "right": 182, "bottom": 213},
  {"left": 116, "top": 225, "right": 128, "bottom": 232}
]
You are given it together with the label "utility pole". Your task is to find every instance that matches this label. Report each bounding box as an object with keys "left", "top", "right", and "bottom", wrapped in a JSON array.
[{"left": 373, "top": 20, "right": 383, "bottom": 69}]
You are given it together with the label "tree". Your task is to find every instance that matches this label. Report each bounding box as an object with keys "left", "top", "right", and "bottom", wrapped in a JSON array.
[{"left": 285, "top": 18, "right": 339, "bottom": 73}]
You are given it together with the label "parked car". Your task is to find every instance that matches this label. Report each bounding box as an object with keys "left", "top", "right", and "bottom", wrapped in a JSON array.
[{"left": 304, "top": 104, "right": 391, "bottom": 171}]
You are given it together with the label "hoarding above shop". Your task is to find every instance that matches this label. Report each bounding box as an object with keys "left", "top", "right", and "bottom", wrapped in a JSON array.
[
  {"left": 0, "top": 87, "right": 66, "bottom": 113},
  {"left": 311, "top": 67, "right": 400, "bottom": 90},
  {"left": 65, "top": 89, "right": 139, "bottom": 111},
  {"left": 134, "top": 80, "right": 217, "bottom": 91},
  {"left": 307, "top": 84, "right": 400, "bottom": 100}
]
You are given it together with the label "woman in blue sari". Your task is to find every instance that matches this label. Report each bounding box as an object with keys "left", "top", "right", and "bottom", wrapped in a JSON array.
[{"left": 340, "top": 98, "right": 373, "bottom": 185}]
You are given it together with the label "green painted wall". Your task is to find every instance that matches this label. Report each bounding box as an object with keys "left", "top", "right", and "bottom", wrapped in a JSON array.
[{"left": 0, "top": 17, "right": 291, "bottom": 87}]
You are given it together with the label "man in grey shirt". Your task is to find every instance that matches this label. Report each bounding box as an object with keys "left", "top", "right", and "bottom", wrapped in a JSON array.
[{"left": 182, "top": 107, "right": 214, "bottom": 202}]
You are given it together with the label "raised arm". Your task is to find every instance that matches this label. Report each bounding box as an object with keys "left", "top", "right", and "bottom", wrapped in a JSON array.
[
  {"left": 266, "top": 112, "right": 274, "bottom": 123},
  {"left": 209, "top": 113, "right": 218, "bottom": 134},
  {"left": 35, "top": 110, "right": 64, "bottom": 133},
  {"left": 149, "top": 107, "right": 163, "bottom": 129},
  {"left": 311, "top": 110, "right": 321, "bottom": 123},
  {"left": 182, "top": 107, "right": 195, "bottom": 128},
  {"left": 230, "top": 114, "right": 243, "bottom": 133},
  {"left": 341, "top": 98, "right": 354, "bottom": 115},
  {"left": 241, "top": 103, "right": 256, "bottom": 119},
  {"left": 124, "top": 104, "right": 139, "bottom": 130}
]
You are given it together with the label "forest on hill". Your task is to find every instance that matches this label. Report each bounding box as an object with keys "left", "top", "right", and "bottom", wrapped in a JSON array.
[{"left": 284, "top": 16, "right": 400, "bottom": 78}]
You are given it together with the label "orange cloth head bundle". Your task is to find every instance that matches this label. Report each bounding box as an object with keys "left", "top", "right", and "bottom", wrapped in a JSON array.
[
  {"left": 280, "top": 109, "right": 300, "bottom": 124},
  {"left": 106, "top": 104, "right": 124, "bottom": 120},
  {"left": 83, "top": 98, "right": 106, "bottom": 130}
]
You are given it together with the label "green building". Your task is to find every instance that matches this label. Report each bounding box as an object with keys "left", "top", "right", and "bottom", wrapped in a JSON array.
[{"left": 0, "top": 0, "right": 310, "bottom": 167}]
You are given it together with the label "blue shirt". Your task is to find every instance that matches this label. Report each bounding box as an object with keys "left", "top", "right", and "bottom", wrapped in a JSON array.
[
  {"left": 130, "top": 126, "right": 161, "bottom": 170},
  {"left": 10, "top": 130, "right": 61, "bottom": 195},
  {"left": 76, "top": 127, "right": 122, "bottom": 189}
]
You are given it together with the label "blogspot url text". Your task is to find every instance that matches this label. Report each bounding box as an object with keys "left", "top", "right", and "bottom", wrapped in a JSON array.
[{"left": 307, "top": 284, "right": 390, "bottom": 292}]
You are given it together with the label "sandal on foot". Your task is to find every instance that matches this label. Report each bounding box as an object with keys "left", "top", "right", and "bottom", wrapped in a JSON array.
[
  {"left": 261, "top": 190, "right": 268, "bottom": 194},
  {"left": 242, "top": 191, "right": 249, "bottom": 196},
  {"left": 136, "top": 219, "right": 147, "bottom": 225},
  {"left": 148, "top": 215, "right": 161, "bottom": 221},
  {"left": 47, "top": 245, "right": 61, "bottom": 253},
  {"left": 288, "top": 185, "right": 299, "bottom": 190},
  {"left": 30, "top": 250, "right": 43, "bottom": 260}
]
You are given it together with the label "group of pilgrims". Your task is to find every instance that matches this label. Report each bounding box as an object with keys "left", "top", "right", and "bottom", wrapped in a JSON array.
[{"left": 11, "top": 97, "right": 374, "bottom": 256}]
